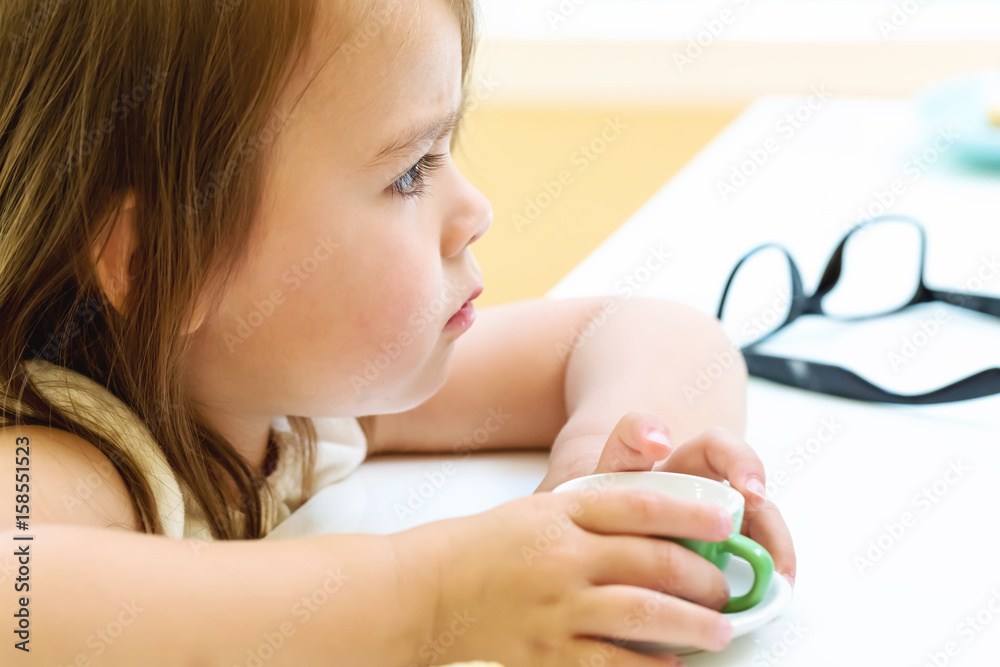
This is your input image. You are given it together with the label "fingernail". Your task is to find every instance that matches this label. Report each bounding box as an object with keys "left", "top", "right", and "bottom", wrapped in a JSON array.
[
  {"left": 647, "top": 429, "right": 671, "bottom": 447},
  {"left": 716, "top": 617, "right": 733, "bottom": 649},
  {"left": 746, "top": 477, "right": 766, "bottom": 503},
  {"left": 782, "top": 572, "right": 796, "bottom": 589}
]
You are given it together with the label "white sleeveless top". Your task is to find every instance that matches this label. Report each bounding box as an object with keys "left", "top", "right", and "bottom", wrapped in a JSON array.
[{"left": 15, "top": 359, "right": 368, "bottom": 539}]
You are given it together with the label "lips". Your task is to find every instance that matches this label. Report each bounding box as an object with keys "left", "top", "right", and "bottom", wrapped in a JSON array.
[{"left": 450, "top": 283, "right": 483, "bottom": 318}]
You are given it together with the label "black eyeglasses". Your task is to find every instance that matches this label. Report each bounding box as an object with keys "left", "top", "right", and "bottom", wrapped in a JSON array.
[{"left": 715, "top": 214, "right": 1000, "bottom": 404}]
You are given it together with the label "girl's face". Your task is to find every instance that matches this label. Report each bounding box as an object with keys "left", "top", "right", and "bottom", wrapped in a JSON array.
[{"left": 185, "top": 0, "right": 491, "bottom": 422}]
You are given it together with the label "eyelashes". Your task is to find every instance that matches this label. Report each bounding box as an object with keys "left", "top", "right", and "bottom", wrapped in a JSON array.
[{"left": 388, "top": 152, "right": 447, "bottom": 201}]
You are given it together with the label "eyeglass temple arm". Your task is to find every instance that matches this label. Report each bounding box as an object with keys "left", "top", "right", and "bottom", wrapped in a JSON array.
[
  {"left": 923, "top": 288, "right": 1000, "bottom": 318},
  {"left": 743, "top": 349, "right": 1000, "bottom": 404}
]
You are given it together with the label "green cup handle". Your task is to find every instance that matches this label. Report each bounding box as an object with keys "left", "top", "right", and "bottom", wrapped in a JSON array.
[{"left": 720, "top": 534, "right": 774, "bottom": 613}]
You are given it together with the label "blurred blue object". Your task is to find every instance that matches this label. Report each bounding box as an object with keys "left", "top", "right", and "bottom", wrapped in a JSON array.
[{"left": 916, "top": 70, "right": 1000, "bottom": 169}]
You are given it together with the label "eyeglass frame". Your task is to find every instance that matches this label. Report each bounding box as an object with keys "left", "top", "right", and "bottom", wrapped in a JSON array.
[{"left": 715, "top": 214, "right": 1000, "bottom": 404}]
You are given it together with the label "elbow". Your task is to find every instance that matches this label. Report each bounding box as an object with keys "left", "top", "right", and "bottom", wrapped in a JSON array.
[
  {"left": 648, "top": 297, "right": 749, "bottom": 422},
  {"left": 690, "top": 305, "right": 749, "bottom": 432},
  {"left": 703, "top": 308, "right": 749, "bottom": 387},
  {"left": 688, "top": 301, "right": 748, "bottom": 390}
]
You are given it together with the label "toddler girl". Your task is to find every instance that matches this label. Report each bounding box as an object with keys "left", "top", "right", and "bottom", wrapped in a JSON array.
[{"left": 0, "top": 1, "right": 794, "bottom": 665}]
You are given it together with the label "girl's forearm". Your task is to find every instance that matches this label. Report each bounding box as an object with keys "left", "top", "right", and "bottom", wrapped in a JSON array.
[
  {"left": 4, "top": 525, "right": 431, "bottom": 666},
  {"left": 544, "top": 298, "right": 748, "bottom": 487}
]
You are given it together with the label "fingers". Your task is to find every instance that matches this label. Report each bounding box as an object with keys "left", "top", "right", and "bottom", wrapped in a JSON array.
[
  {"left": 743, "top": 497, "right": 797, "bottom": 586},
  {"left": 592, "top": 411, "right": 673, "bottom": 476},
  {"left": 585, "top": 534, "right": 730, "bottom": 611},
  {"left": 568, "top": 487, "right": 733, "bottom": 543},
  {"left": 654, "top": 427, "right": 768, "bottom": 510},
  {"left": 572, "top": 637, "right": 686, "bottom": 667},
  {"left": 574, "top": 584, "right": 732, "bottom": 653}
]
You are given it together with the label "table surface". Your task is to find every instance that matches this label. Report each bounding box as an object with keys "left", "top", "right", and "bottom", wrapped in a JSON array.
[{"left": 268, "top": 97, "right": 1000, "bottom": 666}]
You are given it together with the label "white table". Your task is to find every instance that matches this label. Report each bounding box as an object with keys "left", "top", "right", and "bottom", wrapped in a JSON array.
[{"left": 269, "top": 98, "right": 1000, "bottom": 665}]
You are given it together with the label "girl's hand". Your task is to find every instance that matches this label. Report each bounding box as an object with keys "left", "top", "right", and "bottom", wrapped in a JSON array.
[
  {"left": 391, "top": 487, "right": 736, "bottom": 666},
  {"left": 535, "top": 411, "right": 676, "bottom": 493},
  {"left": 549, "top": 412, "right": 796, "bottom": 587},
  {"left": 650, "top": 426, "right": 797, "bottom": 588}
]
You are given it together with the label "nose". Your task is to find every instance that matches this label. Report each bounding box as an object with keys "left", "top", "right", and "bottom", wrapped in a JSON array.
[{"left": 442, "top": 176, "right": 492, "bottom": 258}]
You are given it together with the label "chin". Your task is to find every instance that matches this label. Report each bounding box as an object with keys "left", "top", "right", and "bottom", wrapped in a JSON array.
[
  {"left": 396, "top": 353, "right": 454, "bottom": 412},
  {"left": 347, "top": 341, "right": 454, "bottom": 413}
]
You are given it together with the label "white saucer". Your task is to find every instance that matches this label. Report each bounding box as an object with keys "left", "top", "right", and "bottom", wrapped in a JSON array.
[{"left": 621, "top": 556, "right": 793, "bottom": 657}]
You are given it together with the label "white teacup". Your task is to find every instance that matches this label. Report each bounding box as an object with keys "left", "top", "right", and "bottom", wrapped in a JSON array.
[{"left": 553, "top": 471, "right": 773, "bottom": 613}]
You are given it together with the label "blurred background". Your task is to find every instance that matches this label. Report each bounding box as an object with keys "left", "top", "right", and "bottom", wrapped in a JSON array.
[{"left": 454, "top": 0, "right": 1000, "bottom": 308}]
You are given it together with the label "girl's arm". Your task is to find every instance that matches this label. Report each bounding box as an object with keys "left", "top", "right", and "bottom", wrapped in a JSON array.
[
  {"left": 365, "top": 296, "right": 745, "bottom": 459},
  {"left": 1, "top": 428, "right": 430, "bottom": 666},
  {"left": 1, "top": 427, "right": 739, "bottom": 666},
  {"left": 1, "top": 524, "right": 429, "bottom": 666},
  {"left": 361, "top": 297, "right": 795, "bottom": 582}
]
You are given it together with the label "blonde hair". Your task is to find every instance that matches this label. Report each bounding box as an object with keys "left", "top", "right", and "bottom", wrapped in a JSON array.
[{"left": 0, "top": 0, "right": 480, "bottom": 539}]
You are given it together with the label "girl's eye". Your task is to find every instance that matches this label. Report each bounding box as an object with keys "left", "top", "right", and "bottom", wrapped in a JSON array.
[{"left": 389, "top": 152, "right": 447, "bottom": 201}]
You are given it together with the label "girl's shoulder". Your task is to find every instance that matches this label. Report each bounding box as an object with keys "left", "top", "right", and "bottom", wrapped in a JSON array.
[
  {"left": 10, "top": 359, "right": 187, "bottom": 537},
  {"left": 0, "top": 424, "right": 141, "bottom": 532}
]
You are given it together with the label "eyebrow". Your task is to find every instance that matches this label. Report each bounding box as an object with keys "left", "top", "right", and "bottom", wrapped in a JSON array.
[{"left": 364, "top": 99, "right": 467, "bottom": 169}]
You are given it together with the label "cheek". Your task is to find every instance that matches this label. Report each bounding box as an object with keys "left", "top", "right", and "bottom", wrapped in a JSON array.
[
  {"left": 276, "top": 233, "right": 445, "bottom": 385},
  {"left": 208, "top": 169, "right": 451, "bottom": 409}
]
